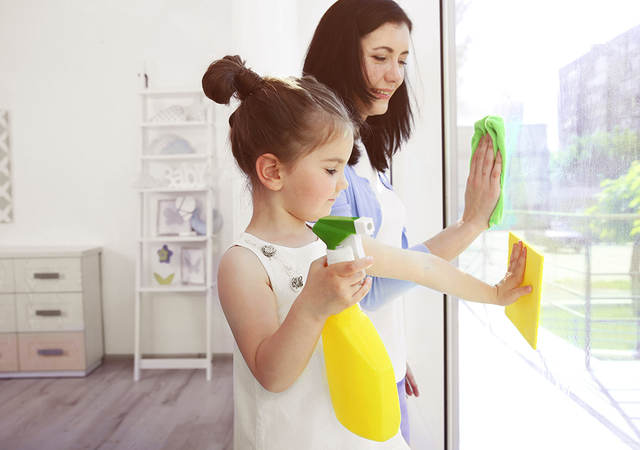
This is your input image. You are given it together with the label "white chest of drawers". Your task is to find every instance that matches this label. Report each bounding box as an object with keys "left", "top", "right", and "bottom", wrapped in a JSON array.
[{"left": 0, "top": 247, "right": 104, "bottom": 377}]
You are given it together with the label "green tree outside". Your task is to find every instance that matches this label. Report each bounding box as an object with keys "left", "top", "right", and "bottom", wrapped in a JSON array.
[{"left": 588, "top": 160, "right": 640, "bottom": 356}]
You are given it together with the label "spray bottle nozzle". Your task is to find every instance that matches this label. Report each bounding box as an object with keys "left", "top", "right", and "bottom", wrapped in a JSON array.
[{"left": 312, "top": 216, "right": 374, "bottom": 265}]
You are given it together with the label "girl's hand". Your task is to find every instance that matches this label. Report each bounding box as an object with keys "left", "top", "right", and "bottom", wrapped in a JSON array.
[
  {"left": 300, "top": 256, "right": 374, "bottom": 321},
  {"left": 495, "top": 241, "right": 532, "bottom": 306},
  {"left": 462, "top": 133, "right": 502, "bottom": 231}
]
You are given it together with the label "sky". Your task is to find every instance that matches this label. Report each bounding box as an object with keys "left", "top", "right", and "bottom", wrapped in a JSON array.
[{"left": 455, "top": 0, "right": 640, "bottom": 151}]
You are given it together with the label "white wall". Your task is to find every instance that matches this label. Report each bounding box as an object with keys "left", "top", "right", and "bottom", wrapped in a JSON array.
[{"left": 0, "top": 0, "right": 237, "bottom": 354}]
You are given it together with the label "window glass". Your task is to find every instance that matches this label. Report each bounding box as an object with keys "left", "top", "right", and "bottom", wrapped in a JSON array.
[{"left": 453, "top": 1, "right": 640, "bottom": 448}]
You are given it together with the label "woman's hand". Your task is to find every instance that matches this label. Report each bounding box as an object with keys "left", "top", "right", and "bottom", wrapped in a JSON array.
[
  {"left": 299, "top": 256, "right": 374, "bottom": 321},
  {"left": 462, "top": 133, "right": 502, "bottom": 231},
  {"left": 495, "top": 241, "right": 532, "bottom": 306},
  {"left": 405, "top": 363, "right": 420, "bottom": 397}
]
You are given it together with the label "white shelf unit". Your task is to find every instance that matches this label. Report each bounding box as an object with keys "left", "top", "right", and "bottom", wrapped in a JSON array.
[{"left": 134, "top": 89, "right": 218, "bottom": 381}]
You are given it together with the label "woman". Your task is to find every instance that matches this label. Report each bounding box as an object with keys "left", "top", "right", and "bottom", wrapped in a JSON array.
[{"left": 303, "top": 0, "right": 502, "bottom": 444}]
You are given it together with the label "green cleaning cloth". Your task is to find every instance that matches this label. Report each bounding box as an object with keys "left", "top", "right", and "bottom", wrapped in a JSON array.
[{"left": 470, "top": 115, "right": 506, "bottom": 228}]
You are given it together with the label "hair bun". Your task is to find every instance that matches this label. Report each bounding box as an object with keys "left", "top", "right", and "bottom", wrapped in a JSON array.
[{"left": 202, "top": 55, "right": 263, "bottom": 104}]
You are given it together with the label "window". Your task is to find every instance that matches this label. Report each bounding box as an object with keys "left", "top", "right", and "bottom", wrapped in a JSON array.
[{"left": 449, "top": 1, "right": 640, "bottom": 448}]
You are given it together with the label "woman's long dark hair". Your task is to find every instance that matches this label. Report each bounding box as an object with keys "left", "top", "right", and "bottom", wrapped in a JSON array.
[{"left": 303, "top": 0, "right": 413, "bottom": 172}]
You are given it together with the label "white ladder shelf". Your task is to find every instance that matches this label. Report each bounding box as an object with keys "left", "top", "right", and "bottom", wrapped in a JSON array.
[{"left": 133, "top": 89, "right": 218, "bottom": 381}]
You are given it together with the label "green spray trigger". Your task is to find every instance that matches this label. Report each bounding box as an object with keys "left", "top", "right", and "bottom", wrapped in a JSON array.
[{"left": 312, "top": 216, "right": 375, "bottom": 265}]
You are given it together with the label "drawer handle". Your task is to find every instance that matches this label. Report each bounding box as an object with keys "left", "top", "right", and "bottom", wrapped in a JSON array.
[
  {"left": 34, "top": 272, "right": 60, "bottom": 280},
  {"left": 37, "top": 348, "right": 64, "bottom": 357},
  {"left": 35, "top": 309, "right": 62, "bottom": 317}
]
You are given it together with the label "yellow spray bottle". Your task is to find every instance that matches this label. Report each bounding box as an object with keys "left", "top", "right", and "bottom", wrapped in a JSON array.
[{"left": 312, "top": 216, "right": 400, "bottom": 442}]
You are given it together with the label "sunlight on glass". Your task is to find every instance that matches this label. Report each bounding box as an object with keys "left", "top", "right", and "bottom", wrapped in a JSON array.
[{"left": 454, "top": 0, "right": 640, "bottom": 448}]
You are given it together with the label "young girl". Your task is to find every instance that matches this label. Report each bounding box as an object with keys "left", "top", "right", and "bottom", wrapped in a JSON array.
[{"left": 203, "top": 55, "right": 530, "bottom": 450}]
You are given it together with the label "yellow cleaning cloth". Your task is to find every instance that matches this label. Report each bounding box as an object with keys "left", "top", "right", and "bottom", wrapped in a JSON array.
[{"left": 505, "top": 232, "right": 544, "bottom": 349}]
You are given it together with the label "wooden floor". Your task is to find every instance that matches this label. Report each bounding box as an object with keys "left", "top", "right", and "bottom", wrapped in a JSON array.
[{"left": 0, "top": 356, "right": 233, "bottom": 450}]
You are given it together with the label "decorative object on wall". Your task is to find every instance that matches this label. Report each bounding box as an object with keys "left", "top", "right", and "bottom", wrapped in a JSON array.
[
  {"left": 156, "top": 198, "right": 193, "bottom": 235},
  {"left": 181, "top": 247, "right": 205, "bottom": 285},
  {"left": 0, "top": 110, "right": 13, "bottom": 223}
]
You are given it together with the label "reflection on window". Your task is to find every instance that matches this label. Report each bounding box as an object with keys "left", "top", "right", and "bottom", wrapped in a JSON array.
[{"left": 453, "top": 1, "right": 640, "bottom": 448}]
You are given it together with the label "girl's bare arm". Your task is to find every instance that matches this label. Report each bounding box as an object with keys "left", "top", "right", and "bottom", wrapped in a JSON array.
[
  {"left": 362, "top": 235, "right": 530, "bottom": 306},
  {"left": 218, "top": 246, "right": 372, "bottom": 393}
]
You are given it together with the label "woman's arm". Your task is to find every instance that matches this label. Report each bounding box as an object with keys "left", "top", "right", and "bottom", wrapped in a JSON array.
[
  {"left": 363, "top": 235, "right": 531, "bottom": 305},
  {"left": 218, "top": 246, "right": 372, "bottom": 393},
  {"left": 424, "top": 134, "right": 502, "bottom": 261}
]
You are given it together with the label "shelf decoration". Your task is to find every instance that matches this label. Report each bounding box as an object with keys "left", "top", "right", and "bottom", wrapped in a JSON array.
[
  {"left": 181, "top": 247, "right": 205, "bottom": 285},
  {"left": 163, "top": 162, "right": 210, "bottom": 189},
  {"left": 176, "top": 195, "right": 197, "bottom": 220},
  {"left": 0, "top": 110, "right": 13, "bottom": 223},
  {"left": 190, "top": 207, "right": 224, "bottom": 236},
  {"left": 153, "top": 272, "right": 175, "bottom": 285},
  {"left": 152, "top": 243, "right": 179, "bottom": 285},
  {"left": 150, "top": 105, "right": 187, "bottom": 123},
  {"left": 156, "top": 198, "right": 193, "bottom": 235},
  {"left": 148, "top": 134, "right": 196, "bottom": 155},
  {"left": 148, "top": 98, "right": 206, "bottom": 123},
  {"left": 157, "top": 244, "right": 173, "bottom": 263}
]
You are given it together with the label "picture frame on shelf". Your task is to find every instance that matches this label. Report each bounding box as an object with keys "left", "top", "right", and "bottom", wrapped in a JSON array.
[
  {"left": 181, "top": 247, "right": 205, "bottom": 285},
  {"left": 156, "top": 198, "right": 193, "bottom": 236}
]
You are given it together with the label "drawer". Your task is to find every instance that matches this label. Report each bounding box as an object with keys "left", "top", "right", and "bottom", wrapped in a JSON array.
[
  {"left": 0, "top": 333, "right": 18, "bottom": 372},
  {"left": 18, "top": 332, "right": 86, "bottom": 371},
  {"left": 14, "top": 258, "right": 82, "bottom": 293},
  {"left": 0, "top": 294, "right": 16, "bottom": 332},
  {"left": 0, "top": 259, "right": 14, "bottom": 293},
  {"left": 16, "top": 293, "right": 84, "bottom": 332}
]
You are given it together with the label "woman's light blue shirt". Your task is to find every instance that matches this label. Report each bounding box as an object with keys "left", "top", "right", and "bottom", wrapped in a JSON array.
[{"left": 330, "top": 164, "right": 430, "bottom": 311}]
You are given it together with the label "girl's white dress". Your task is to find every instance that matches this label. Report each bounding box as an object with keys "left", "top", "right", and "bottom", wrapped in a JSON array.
[{"left": 230, "top": 232, "right": 409, "bottom": 450}]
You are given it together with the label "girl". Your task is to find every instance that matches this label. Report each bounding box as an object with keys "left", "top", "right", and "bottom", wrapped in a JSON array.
[{"left": 204, "top": 55, "right": 529, "bottom": 449}]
